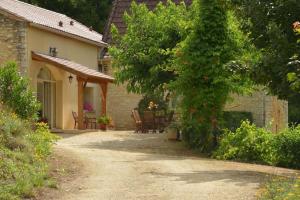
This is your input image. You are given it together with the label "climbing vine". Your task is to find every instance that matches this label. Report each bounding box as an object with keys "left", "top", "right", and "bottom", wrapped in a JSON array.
[{"left": 172, "top": 0, "right": 258, "bottom": 151}]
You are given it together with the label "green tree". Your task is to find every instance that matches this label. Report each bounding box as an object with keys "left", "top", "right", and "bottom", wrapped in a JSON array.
[
  {"left": 21, "top": 0, "right": 112, "bottom": 33},
  {"left": 231, "top": 0, "right": 300, "bottom": 124},
  {"left": 287, "top": 22, "right": 300, "bottom": 93},
  {"left": 173, "top": 0, "right": 257, "bottom": 151},
  {"left": 110, "top": 0, "right": 257, "bottom": 151},
  {"left": 0, "top": 62, "right": 40, "bottom": 120},
  {"left": 109, "top": 1, "right": 189, "bottom": 94}
]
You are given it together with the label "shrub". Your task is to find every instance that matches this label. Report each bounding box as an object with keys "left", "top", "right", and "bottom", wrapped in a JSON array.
[
  {"left": 138, "top": 93, "right": 168, "bottom": 114},
  {"left": 0, "top": 110, "right": 58, "bottom": 200},
  {"left": 213, "top": 120, "right": 276, "bottom": 165},
  {"left": 214, "top": 120, "right": 300, "bottom": 169},
  {"left": 0, "top": 62, "right": 40, "bottom": 120},
  {"left": 273, "top": 126, "right": 300, "bottom": 169}
]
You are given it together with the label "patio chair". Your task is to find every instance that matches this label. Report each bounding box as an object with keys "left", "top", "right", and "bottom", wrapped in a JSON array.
[
  {"left": 86, "top": 116, "right": 97, "bottom": 129},
  {"left": 142, "top": 111, "right": 155, "bottom": 133},
  {"left": 72, "top": 111, "right": 88, "bottom": 129},
  {"left": 131, "top": 109, "right": 143, "bottom": 133}
]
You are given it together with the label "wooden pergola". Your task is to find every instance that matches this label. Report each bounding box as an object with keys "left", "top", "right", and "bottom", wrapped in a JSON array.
[{"left": 32, "top": 51, "right": 114, "bottom": 130}]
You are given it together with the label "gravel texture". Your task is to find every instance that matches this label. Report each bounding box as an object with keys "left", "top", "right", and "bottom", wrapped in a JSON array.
[{"left": 40, "top": 131, "right": 299, "bottom": 200}]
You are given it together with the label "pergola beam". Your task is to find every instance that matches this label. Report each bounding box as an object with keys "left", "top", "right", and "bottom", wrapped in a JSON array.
[
  {"left": 77, "top": 77, "right": 85, "bottom": 130},
  {"left": 100, "top": 83, "right": 108, "bottom": 116}
]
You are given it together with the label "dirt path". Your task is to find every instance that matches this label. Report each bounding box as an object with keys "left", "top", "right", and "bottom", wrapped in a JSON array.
[{"left": 42, "top": 131, "right": 298, "bottom": 200}]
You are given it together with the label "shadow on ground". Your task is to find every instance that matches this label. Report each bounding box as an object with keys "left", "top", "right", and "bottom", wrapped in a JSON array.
[
  {"left": 144, "top": 170, "right": 267, "bottom": 186},
  {"left": 78, "top": 132, "right": 199, "bottom": 159}
]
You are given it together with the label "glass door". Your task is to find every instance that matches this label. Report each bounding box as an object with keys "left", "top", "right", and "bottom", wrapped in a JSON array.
[{"left": 37, "top": 81, "right": 56, "bottom": 128}]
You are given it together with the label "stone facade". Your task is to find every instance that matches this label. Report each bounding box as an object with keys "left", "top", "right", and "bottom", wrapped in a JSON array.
[
  {"left": 225, "top": 92, "right": 288, "bottom": 132},
  {"left": 0, "top": 11, "right": 27, "bottom": 73}
]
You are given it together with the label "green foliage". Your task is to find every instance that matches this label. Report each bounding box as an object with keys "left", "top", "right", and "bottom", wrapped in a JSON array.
[
  {"left": 110, "top": 0, "right": 258, "bottom": 151},
  {"left": 173, "top": 0, "right": 257, "bottom": 152},
  {"left": 288, "top": 94, "right": 300, "bottom": 125},
  {"left": 109, "top": 0, "right": 189, "bottom": 94},
  {"left": 222, "top": 111, "right": 253, "bottom": 131},
  {"left": 214, "top": 120, "right": 300, "bottom": 169},
  {"left": 0, "top": 62, "right": 40, "bottom": 120},
  {"left": 138, "top": 93, "right": 168, "bottom": 114},
  {"left": 259, "top": 176, "right": 300, "bottom": 200},
  {"left": 0, "top": 110, "right": 58, "bottom": 200},
  {"left": 273, "top": 126, "right": 300, "bottom": 169},
  {"left": 213, "top": 121, "right": 276, "bottom": 164},
  {"left": 97, "top": 115, "right": 111, "bottom": 125},
  {"left": 231, "top": 0, "right": 300, "bottom": 99},
  {"left": 20, "top": 0, "right": 112, "bottom": 33}
]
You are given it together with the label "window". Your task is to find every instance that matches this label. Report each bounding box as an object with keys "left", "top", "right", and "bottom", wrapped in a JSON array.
[{"left": 98, "top": 63, "right": 108, "bottom": 74}]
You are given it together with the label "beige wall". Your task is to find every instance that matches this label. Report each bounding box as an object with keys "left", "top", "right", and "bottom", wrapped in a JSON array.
[{"left": 27, "top": 26, "right": 101, "bottom": 129}]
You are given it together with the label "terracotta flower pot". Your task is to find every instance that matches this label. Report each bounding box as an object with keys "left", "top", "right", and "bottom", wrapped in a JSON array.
[{"left": 99, "top": 123, "right": 107, "bottom": 131}]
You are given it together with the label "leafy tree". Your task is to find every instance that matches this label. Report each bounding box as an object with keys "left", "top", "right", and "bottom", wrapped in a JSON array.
[
  {"left": 231, "top": 0, "right": 300, "bottom": 124},
  {"left": 230, "top": 0, "right": 300, "bottom": 99},
  {"left": 110, "top": 0, "right": 257, "bottom": 151},
  {"left": 0, "top": 62, "right": 40, "bottom": 120},
  {"left": 172, "top": 0, "right": 257, "bottom": 151},
  {"left": 287, "top": 22, "right": 300, "bottom": 93},
  {"left": 109, "top": 1, "right": 189, "bottom": 94},
  {"left": 21, "top": 0, "right": 112, "bottom": 33}
]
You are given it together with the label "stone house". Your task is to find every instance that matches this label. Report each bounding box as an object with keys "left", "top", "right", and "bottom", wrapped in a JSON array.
[
  {"left": 0, "top": 0, "right": 114, "bottom": 130},
  {"left": 101, "top": 0, "right": 288, "bottom": 132}
]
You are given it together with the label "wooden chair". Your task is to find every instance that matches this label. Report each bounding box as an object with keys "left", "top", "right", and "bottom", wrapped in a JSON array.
[
  {"left": 72, "top": 111, "right": 89, "bottom": 129},
  {"left": 131, "top": 109, "right": 143, "bottom": 133},
  {"left": 143, "top": 111, "right": 155, "bottom": 133},
  {"left": 86, "top": 117, "right": 97, "bottom": 129}
]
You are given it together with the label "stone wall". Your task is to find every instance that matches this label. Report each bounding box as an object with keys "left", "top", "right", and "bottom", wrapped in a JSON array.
[
  {"left": 0, "top": 12, "right": 27, "bottom": 73},
  {"left": 107, "top": 83, "right": 142, "bottom": 130},
  {"left": 225, "top": 91, "right": 288, "bottom": 132}
]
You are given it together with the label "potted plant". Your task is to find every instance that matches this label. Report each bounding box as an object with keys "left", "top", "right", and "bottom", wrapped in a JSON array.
[{"left": 97, "top": 115, "right": 110, "bottom": 131}]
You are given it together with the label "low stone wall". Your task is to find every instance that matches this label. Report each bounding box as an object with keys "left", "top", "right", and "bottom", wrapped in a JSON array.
[
  {"left": 0, "top": 12, "right": 27, "bottom": 73},
  {"left": 225, "top": 91, "right": 288, "bottom": 132}
]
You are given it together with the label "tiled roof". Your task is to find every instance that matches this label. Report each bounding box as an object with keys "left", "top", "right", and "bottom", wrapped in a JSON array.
[
  {"left": 0, "top": 0, "right": 106, "bottom": 46},
  {"left": 103, "top": 0, "right": 192, "bottom": 43},
  {"left": 32, "top": 52, "right": 114, "bottom": 83}
]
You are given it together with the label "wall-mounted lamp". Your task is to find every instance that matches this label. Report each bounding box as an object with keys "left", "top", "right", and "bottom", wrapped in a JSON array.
[{"left": 68, "top": 74, "right": 73, "bottom": 84}]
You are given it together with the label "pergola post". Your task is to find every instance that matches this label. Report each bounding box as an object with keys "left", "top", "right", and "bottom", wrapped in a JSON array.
[
  {"left": 77, "top": 77, "right": 85, "bottom": 130},
  {"left": 100, "top": 82, "right": 107, "bottom": 116}
]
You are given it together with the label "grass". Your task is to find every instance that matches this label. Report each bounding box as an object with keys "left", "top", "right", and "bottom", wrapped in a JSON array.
[
  {"left": 0, "top": 110, "right": 59, "bottom": 200},
  {"left": 259, "top": 175, "right": 300, "bottom": 200}
]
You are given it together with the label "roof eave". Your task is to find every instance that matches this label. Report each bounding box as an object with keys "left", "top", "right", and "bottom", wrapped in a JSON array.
[{"left": 29, "top": 23, "right": 108, "bottom": 48}]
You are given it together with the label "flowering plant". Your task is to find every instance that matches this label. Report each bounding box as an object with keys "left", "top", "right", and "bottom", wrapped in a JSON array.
[
  {"left": 84, "top": 102, "right": 94, "bottom": 112},
  {"left": 148, "top": 101, "right": 158, "bottom": 110}
]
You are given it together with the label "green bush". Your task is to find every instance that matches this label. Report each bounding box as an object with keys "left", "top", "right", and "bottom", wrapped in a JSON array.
[
  {"left": 138, "top": 93, "right": 168, "bottom": 114},
  {"left": 273, "top": 126, "right": 300, "bottom": 169},
  {"left": 0, "top": 110, "right": 58, "bottom": 200},
  {"left": 222, "top": 111, "right": 253, "bottom": 131},
  {"left": 214, "top": 120, "right": 300, "bottom": 169},
  {"left": 213, "top": 121, "right": 276, "bottom": 164},
  {"left": 0, "top": 62, "right": 40, "bottom": 120}
]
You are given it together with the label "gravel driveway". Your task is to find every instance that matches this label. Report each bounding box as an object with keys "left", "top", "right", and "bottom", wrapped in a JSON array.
[{"left": 46, "top": 131, "right": 298, "bottom": 200}]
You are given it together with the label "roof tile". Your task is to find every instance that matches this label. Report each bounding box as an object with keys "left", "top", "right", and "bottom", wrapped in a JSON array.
[{"left": 0, "top": 0, "right": 106, "bottom": 46}]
